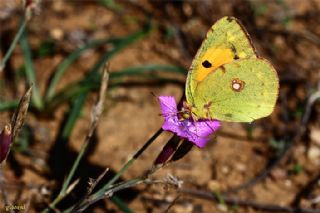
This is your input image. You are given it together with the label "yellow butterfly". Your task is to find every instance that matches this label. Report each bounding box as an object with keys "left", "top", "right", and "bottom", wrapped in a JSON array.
[{"left": 184, "top": 16, "right": 279, "bottom": 122}]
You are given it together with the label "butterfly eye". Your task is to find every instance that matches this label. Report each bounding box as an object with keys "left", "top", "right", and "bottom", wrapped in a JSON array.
[{"left": 202, "top": 60, "right": 212, "bottom": 68}]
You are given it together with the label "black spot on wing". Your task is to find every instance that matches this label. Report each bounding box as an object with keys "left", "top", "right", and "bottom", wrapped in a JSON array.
[{"left": 202, "top": 60, "right": 212, "bottom": 68}]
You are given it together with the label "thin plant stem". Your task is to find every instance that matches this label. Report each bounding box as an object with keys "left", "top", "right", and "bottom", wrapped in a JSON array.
[
  {"left": 74, "top": 166, "right": 182, "bottom": 212},
  {"left": 75, "top": 179, "right": 143, "bottom": 212},
  {"left": 100, "top": 128, "right": 163, "bottom": 190},
  {"left": 0, "top": 19, "right": 27, "bottom": 71},
  {"left": 73, "top": 128, "right": 164, "bottom": 211},
  {"left": 42, "top": 66, "right": 110, "bottom": 213}
]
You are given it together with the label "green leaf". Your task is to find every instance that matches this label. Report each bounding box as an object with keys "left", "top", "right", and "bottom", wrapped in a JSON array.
[
  {"left": 0, "top": 100, "right": 20, "bottom": 111},
  {"left": 110, "top": 64, "right": 186, "bottom": 78},
  {"left": 45, "top": 25, "right": 153, "bottom": 112},
  {"left": 45, "top": 38, "right": 119, "bottom": 101},
  {"left": 20, "top": 30, "right": 44, "bottom": 110}
]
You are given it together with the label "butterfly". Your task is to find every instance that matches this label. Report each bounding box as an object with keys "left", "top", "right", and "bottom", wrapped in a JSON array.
[{"left": 184, "top": 16, "right": 279, "bottom": 122}]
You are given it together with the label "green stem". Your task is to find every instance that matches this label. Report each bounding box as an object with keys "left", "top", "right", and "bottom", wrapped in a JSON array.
[
  {"left": 105, "top": 128, "right": 163, "bottom": 188},
  {"left": 0, "top": 19, "right": 27, "bottom": 71},
  {"left": 41, "top": 97, "right": 86, "bottom": 213},
  {"left": 43, "top": 142, "right": 89, "bottom": 213},
  {"left": 76, "top": 128, "right": 164, "bottom": 210},
  {"left": 45, "top": 38, "right": 116, "bottom": 101},
  {"left": 62, "top": 140, "right": 89, "bottom": 194}
]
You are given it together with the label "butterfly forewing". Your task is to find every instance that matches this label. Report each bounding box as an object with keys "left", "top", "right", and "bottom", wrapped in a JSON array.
[{"left": 186, "top": 16, "right": 257, "bottom": 105}]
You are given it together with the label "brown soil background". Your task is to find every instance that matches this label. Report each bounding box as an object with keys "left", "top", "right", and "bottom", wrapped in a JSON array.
[{"left": 1, "top": 0, "right": 320, "bottom": 212}]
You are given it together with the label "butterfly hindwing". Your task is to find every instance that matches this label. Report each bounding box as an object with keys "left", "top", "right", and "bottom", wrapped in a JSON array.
[{"left": 191, "top": 58, "right": 279, "bottom": 122}]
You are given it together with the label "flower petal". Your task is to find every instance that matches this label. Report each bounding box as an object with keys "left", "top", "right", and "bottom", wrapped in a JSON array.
[{"left": 158, "top": 96, "right": 221, "bottom": 148}]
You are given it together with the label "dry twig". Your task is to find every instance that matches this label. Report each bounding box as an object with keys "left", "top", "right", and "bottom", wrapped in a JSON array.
[{"left": 11, "top": 86, "right": 32, "bottom": 139}]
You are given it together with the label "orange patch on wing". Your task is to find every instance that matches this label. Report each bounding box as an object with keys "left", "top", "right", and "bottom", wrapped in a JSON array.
[{"left": 195, "top": 48, "right": 234, "bottom": 82}]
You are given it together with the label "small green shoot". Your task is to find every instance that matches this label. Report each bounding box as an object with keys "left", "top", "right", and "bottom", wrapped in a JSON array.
[{"left": 290, "top": 163, "right": 303, "bottom": 175}]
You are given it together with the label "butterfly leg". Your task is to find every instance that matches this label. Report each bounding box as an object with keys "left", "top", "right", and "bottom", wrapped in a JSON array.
[{"left": 180, "top": 101, "right": 198, "bottom": 121}]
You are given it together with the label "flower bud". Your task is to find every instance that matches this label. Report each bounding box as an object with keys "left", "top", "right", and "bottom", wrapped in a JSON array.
[
  {"left": 171, "top": 140, "right": 193, "bottom": 162},
  {"left": 0, "top": 124, "right": 13, "bottom": 164},
  {"left": 154, "top": 135, "right": 180, "bottom": 165}
]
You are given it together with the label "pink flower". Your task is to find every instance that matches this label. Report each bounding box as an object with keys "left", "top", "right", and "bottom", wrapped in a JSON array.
[{"left": 159, "top": 96, "right": 220, "bottom": 148}]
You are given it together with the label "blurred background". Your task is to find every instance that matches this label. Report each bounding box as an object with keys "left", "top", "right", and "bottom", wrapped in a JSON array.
[{"left": 0, "top": 0, "right": 320, "bottom": 212}]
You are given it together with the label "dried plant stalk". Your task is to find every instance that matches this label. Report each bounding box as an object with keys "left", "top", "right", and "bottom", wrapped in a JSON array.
[{"left": 11, "top": 86, "right": 32, "bottom": 139}]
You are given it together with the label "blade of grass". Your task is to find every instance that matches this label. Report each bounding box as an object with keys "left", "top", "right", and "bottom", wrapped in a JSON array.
[
  {"left": 62, "top": 95, "right": 87, "bottom": 140},
  {"left": 0, "top": 101, "right": 20, "bottom": 111},
  {"left": 45, "top": 25, "right": 152, "bottom": 113},
  {"left": 60, "top": 24, "right": 153, "bottom": 136},
  {"left": 46, "top": 75, "right": 183, "bottom": 110},
  {"left": 46, "top": 64, "right": 185, "bottom": 110},
  {"left": 45, "top": 38, "right": 120, "bottom": 101},
  {"left": 20, "top": 31, "right": 43, "bottom": 110},
  {"left": 110, "top": 64, "right": 186, "bottom": 78},
  {"left": 0, "top": 19, "right": 27, "bottom": 72}
]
